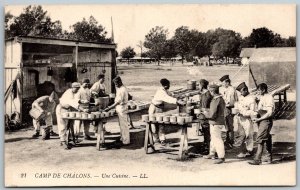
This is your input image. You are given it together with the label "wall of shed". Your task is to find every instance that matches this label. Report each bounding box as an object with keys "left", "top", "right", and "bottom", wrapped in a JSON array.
[
  {"left": 5, "top": 68, "right": 21, "bottom": 117},
  {"left": 5, "top": 41, "right": 22, "bottom": 68},
  {"left": 249, "top": 61, "right": 296, "bottom": 89}
]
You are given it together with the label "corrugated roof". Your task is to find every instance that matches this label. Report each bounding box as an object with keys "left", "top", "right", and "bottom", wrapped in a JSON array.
[
  {"left": 249, "top": 47, "right": 296, "bottom": 63},
  {"left": 240, "top": 48, "right": 255, "bottom": 58}
]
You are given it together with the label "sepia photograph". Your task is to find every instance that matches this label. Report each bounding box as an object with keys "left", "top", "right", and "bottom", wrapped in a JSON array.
[{"left": 3, "top": 3, "right": 296, "bottom": 186}]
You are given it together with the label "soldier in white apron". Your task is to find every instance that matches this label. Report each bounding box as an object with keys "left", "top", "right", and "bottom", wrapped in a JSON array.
[
  {"left": 56, "top": 82, "right": 88, "bottom": 150},
  {"left": 104, "top": 76, "right": 133, "bottom": 145}
]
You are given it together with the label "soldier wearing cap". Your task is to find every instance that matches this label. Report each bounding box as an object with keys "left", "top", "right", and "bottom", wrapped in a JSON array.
[
  {"left": 197, "top": 79, "right": 213, "bottom": 151},
  {"left": 234, "top": 82, "right": 256, "bottom": 158},
  {"left": 148, "top": 78, "right": 184, "bottom": 146},
  {"left": 219, "top": 75, "right": 238, "bottom": 148},
  {"left": 91, "top": 74, "right": 106, "bottom": 97},
  {"left": 104, "top": 76, "right": 133, "bottom": 146},
  {"left": 74, "top": 78, "right": 92, "bottom": 140},
  {"left": 249, "top": 83, "right": 275, "bottom": 165},
  {"left": 202, "top": 84, "right": 226, "bottom": 164},
  {"left": 56, "top": 82, "right": 88, "bottom": 150}
]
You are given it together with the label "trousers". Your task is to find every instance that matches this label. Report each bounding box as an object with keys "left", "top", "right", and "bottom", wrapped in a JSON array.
[
  {"left": 209, "top": 124, "right": 225, "bottom": 158},
  {"left": 116, "top": 105, "right": 131, "bottom": 145},
  {"left": 56, "top": 104, "right": 69, "bottom": 142},
  {"left": 234, "top": 115, "right": 254, "bottom": 152},
  {"left": 148, "top": 104, "right": 165, "bottom": 141},
  {"left": 74, "top": 120, "right": 90, "bottom": 136},
  {"left": 33, "top": 114, "right": 53, "bottom": 131}
]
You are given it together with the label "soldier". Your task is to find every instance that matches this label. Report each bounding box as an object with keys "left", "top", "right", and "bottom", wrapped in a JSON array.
[
  {"left": 74, "top": 78, "right": 92, "bottom": 140},
  {"left": 234, "top": 82, "right": 256, "bottom": 158},
  {"left": 249, "top": 83, "right": 275, "bottom": 165},
  {"left": 31, "top": 91, "right": 58, "bottom": 140},
  {"left": 197, "top": 79, "right": 213, "bottom": 151},
  {"left": 219, "top": 75, "right": 238, "bottom": 148},
  {"left": 104, "top": 76, "right": 133, "bottom": 146},
  {"left": 202, "top": 84, "right": 226, "bottom": 164}
]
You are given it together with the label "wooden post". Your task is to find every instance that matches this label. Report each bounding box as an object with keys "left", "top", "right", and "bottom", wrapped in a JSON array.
[
  {"left": 74, "top": 45, "right": 78, "bottom": 81},
  {"left": 284, "top": 90, "right": 287, "bottom": 103},
  {"left": 96, "top": 121, "right": 105, "bottom": 151}
]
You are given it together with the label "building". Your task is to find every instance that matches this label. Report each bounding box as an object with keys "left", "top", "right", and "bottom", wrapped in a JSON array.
[
  {"left": 5, "top": 36, "right": 117, "bottom": 122},
  {"left": 240, "top": 47, "right": 296, "bottom": 89}
]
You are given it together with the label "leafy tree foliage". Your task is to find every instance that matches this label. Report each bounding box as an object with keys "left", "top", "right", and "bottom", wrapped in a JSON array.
[
  {"left": 120, "top": 46, "right": 136, "bottom": 63},
  {"left": 68, "top": 16, "right": 110, "bottom": 43},
  {"left": 144, "top": 26, "right": 168, "bottom": 65},
  {"left": 5, "top": 5, "right": 63, "bottom": 39}
]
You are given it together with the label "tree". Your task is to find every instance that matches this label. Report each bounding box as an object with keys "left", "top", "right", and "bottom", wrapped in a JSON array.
[
  {"left": 120, "top": 46, "right": 136, "bottom": 64},
  {"left": 212, "top": 32, "right": 242, "bottom": 63},
  {"left": 6, "top": 5, "right": 63, "bottom": 39},
  {"left": 285, "top": 36, "right": 296, "bottom": 47},
  {"left": 68, "top": 16, "right": 110, "bottom": 42},
  {"left": 162, "top": 39, "right": 176, "bottom": 58},
  {"left": 173, "top": 26, "right": 192, "bottom": 64},
  {"left": 248, "top": 27, "right": 275, "bottom": 47},
  {"left": 189, "top": 30, "right": 209, "bottom": 58},
  {"left": 144, "top": 26, "right": 168, "bottom": 65}
]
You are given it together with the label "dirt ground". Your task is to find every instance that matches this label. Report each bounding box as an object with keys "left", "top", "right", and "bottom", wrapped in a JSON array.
[{"left": 4, "top": 63, "right": 296, "bottom": 186}]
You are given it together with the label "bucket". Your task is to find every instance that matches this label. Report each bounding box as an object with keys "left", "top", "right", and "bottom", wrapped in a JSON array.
[
  {"left": 163, "top": 116, "right": 170, "bottom": 122},
  {"left": 156, "top": 115, "right": 163, "bottom": 122},
  {"left": 62, "top": 112, "right": 69, "bottom": 118},
  {"left": 177, "top": 117, "right": 185, "bottom": 124},
  {"left": 142, "top": 115, "right": 149, "bottom": 122},
  {"left": 69, "top": 112, "right": 76, "bottom": 118},
  {"left": 76, "top": 112, "right": 82, "bottom": 118},
  {"left": 88, "top": 114, "right": 95, "bottom": 119},
  {"left": 149, "top": 115, "right": 156, "bottom": 122},
  {"left": 170, "top": 116, "right": 177, "bottom": 123},
  {"left": 187, "top": 80, "right": 197, "bottom": 90},
  {"left": 194, "top": 109, "right": 201, "bottom": 114},
  {"left": 81, "top": 113, "right": 88, "bottom": 119},
  {"left": 98, "top": 97, "right": 110, "bottom": 109},
  {"left": 232, "top": 108, "right": 239, "bottom": 115}
]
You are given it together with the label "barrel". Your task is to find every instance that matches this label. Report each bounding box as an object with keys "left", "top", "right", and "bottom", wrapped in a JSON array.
[{"left": 98, "top": 96, "right": 110, "bottom": 109}]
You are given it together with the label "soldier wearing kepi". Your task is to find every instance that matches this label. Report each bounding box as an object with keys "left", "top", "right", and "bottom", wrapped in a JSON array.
[
  {"left": 149, "top": 78, "right": 183, "bottom": 146},
  {"left": 234, "top": 82, "right": 256, "bottom": 158},
  {"left": 198, "top": 79, "right": 213, "bottom": 151},
  {"left": 219, "top": 75, "right": 238, "bottom": 148},
  {"left": 104, "top": 76, "right": 133, "bottom": 146},
  {"left": 202, "top": 84, "right": 226, "bottom": 164},
  {"left": 249, "top": 83, "right": 275, "bottom": 165},
  {"left": 74, "top": 78, "right": 92, "bottom": 140},
  {"left": 56, "top": 82, "right": 88, "bottom": 150},
  {"left": 31, "top": 91, "right": 58, "bottom": 140}
]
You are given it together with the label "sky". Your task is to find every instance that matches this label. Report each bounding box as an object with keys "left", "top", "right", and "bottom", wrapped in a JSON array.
[{"left": 5, "top": 4, "right": 296, "bottom": 53}]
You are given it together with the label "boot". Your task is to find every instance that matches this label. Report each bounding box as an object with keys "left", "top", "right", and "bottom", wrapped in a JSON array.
[
  {"left": 50, "top": 130, "right": 59, "bottom": 136},
  {"left": 61, "top": 141, "right": 71, "bottom": 150},
  {"left": 42, "top": 126, "right": 51, "bottom": 140},
  {"left": 32, "top": 130, "right": 40, "bottom": 138},
  {"left": 248, "top": 143, "right": 263, "bottom": 165},
  {"left": 262, "top": 136, "right": 273, "bottom": 163}
]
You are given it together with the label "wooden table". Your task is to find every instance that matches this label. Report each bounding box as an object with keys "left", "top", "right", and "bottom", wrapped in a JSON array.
[
  {"left": 144, "top": 120, "right": 195, "bottom": 160},
  {"left": 63, "top": 116, "right": 106, "bottom": 150},
  {"left": 62, "top": 108, "right": 149, "bottom": 150}
]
